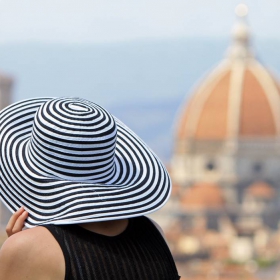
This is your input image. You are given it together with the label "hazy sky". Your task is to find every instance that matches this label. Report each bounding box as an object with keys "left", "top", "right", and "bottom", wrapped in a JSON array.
[{"left": 0, "top": 0, "right": 278, "bottom": 44}]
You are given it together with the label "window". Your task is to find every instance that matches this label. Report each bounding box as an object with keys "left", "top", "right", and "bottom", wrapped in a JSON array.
[
  {"left": 253, "top": 162, "right": 262, "bottom": 173},
  {"left": 205, "top": 160, "right": 216, "bottom": 171}
]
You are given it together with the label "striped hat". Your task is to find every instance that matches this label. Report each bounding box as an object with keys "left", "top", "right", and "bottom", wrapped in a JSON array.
[{"left": 0, "top": 97, "right": 171, "bottom": 227}]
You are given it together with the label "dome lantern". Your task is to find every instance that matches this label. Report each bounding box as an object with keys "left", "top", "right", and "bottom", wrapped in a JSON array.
[{"left": 227, "top": 4, "right": 253, "bottom": 60}]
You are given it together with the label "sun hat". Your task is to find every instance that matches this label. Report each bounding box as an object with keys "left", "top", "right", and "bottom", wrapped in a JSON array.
[{"left": 0, "top": 97, "right": 171, "bottom": 227}]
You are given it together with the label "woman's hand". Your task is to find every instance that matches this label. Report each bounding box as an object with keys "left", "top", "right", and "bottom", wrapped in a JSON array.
[{"left": 6, "top": 207, "right": 28, "bottom": 237}]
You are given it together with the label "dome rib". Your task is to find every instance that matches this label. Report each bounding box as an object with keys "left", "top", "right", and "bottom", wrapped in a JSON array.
[
  {"left": 248, "top": 61, "right": 280, "bottom": 136},
  {"left": 226, "top": 59, "right": 246, "bottom": 140},
  {"left": 176, "top": 61, "right": 231, "bottom": 141}
]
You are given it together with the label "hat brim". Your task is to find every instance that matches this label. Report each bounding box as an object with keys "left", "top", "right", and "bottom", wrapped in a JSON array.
[{"left": 0, "top": 98, "right": 171, "bottom": 227}]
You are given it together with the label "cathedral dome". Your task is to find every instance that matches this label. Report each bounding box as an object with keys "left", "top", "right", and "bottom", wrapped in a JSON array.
[{"left": 175, "top": 13, "right": 280, "bottom": 142}]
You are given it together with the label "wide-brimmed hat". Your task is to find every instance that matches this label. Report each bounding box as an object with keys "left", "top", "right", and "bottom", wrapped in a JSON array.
[{"left": 0, "top": 97, "right": 171, "bottom": 227}]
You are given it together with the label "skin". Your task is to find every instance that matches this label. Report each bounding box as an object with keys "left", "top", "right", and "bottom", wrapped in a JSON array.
[
  {"left": 0, "top": 208, "right": 130, "bottom": 280},
  {"left": 0, "top": 208, "right": 65, "bottom": 280},
  {"left": 0, "top": 208, "right": 164, "bottom": 280}
]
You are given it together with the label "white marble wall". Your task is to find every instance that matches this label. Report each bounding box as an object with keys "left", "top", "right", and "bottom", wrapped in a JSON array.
[{"left": 171, "top": 139, "right": 280, "bottom": 188}]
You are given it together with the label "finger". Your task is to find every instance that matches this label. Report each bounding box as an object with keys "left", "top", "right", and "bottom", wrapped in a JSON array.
[
  {"left": 11, "top": 211, "right": 29, "bottom": 235},
  {"left": 6, "top": 207, "right": 25, "bottom": 236}
]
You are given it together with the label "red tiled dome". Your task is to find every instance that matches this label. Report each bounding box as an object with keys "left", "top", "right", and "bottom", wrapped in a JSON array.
[{"left": 175, "top": 18, "right": 280, "bottom": 142}]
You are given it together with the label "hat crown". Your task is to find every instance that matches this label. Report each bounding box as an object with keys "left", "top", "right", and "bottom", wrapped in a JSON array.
[{"left": 27, "top": 98, "right": 117, "bottom": 182}]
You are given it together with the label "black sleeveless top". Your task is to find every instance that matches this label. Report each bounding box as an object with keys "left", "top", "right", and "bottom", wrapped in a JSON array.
[{"left": 43, "top": 216, "right": 180, "bottom": 280}]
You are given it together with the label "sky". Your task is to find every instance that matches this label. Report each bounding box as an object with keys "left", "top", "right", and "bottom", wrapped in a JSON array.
[
  {"left": 0, "top": 0, "right": 278, "bottom": 44},
  {"left": 0, "top": 0, "right": 280, "bottom": 162}
]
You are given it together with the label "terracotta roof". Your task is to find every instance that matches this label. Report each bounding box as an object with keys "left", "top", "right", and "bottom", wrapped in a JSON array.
[
  {"left": 176, "top": 67, "right": 231, "bottom": 141},
  {"left": 174, "top": 13, "right": 280, "bottom": 142},
  {"left": 171, "top": 182, "right": 180, "bottom": 196},
  {"left": 240, "top": 70, "right": 276, "bottom": 136},
  {"left": 175, "top": 62, "right": 280, "bottom": 142},
  {"left": 195, "top": 71, "right": 231, "bottom": 140},
  {"left": 180, "top": 182, "right": 225, "bottom": 210},
  {"left": 246, "top": 181, "right": 275, "bottom": 199}
]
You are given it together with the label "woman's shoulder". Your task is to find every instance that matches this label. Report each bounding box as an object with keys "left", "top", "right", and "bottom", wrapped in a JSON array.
[{"left": 0, "top": 226, "right": 64, "bottom": 280}]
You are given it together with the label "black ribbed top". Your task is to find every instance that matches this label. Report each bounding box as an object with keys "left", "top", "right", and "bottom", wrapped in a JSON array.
[{"left": 43, "top": 216, "right": 180, "bottom": 280}]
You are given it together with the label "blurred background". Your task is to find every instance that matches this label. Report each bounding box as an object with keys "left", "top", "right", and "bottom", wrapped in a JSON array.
[{"left": 1, "top": 0, "right": 280, "bottom": 279}]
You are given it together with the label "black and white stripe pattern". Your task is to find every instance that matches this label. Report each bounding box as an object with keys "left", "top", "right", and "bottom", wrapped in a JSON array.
[{"left": 0, "top": 97, "right": 171, "bottom": 227}]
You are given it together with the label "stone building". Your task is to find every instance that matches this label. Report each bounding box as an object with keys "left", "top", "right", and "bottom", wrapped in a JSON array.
[
  {"left": 170, "top": 6, "right": 280, "bottom": 224},
  {"left": 166, "top": 6, "right": 280, "bottom": 278},
  {"left": 0, "top": 73, "right": 12, "bottom": 110},
  {"left": 0, "top": 71, "right": 13, "bottom": 226}
]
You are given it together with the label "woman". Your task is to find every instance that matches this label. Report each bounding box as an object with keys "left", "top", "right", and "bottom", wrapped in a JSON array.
[{"left": 0, "top": 97, "right": 180, "bottom": 280}]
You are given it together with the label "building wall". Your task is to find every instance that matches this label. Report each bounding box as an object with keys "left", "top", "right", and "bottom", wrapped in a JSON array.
[
  {"left": 0, "top": 80, "right": 12, "bottom": 110},
  {"left": 0, "top": 77, "right": 13, "bottom": 226}
]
